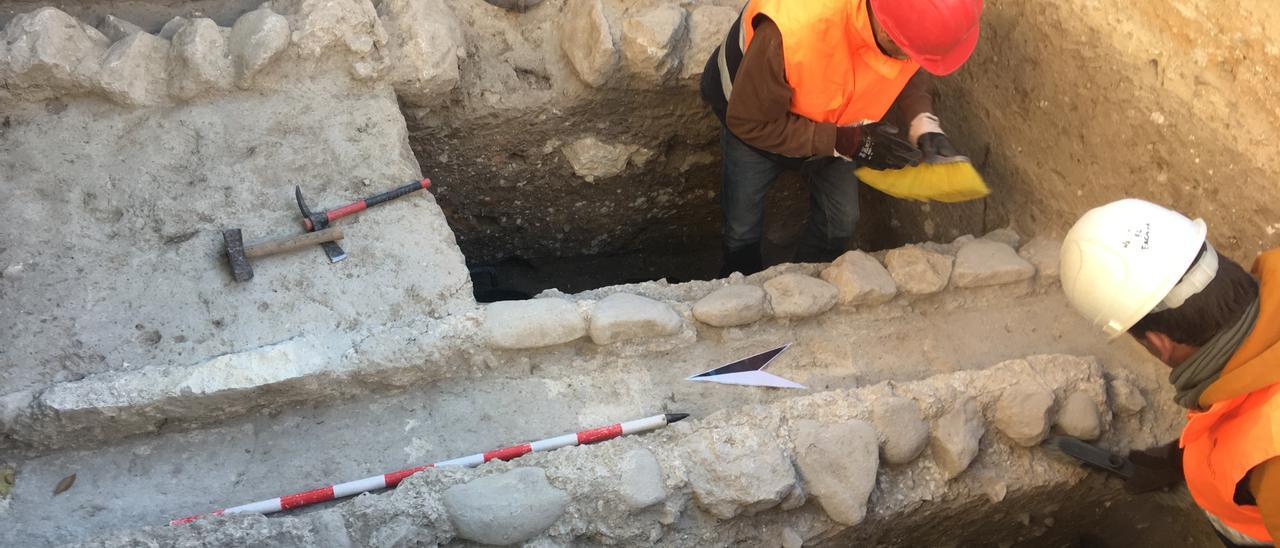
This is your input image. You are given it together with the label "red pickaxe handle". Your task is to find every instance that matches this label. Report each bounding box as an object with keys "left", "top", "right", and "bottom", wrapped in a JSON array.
[{"left": 303, "top": 178, "right": 432, "bottom": 230}]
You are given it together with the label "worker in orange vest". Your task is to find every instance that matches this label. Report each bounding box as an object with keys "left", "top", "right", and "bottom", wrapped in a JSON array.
[
  {"left": 1061, "top": 199, "right": 1280, "bottom": 547},
  {"left": 700, "top": 0, "right": 983, "bottom": 276}
]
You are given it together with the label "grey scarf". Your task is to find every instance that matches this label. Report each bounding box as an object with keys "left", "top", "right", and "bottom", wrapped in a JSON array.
[{"left": 1170, "top": 297, "right": 1260, "bottom": 410}]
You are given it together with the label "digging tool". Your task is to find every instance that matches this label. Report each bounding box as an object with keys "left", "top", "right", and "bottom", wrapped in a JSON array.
[
  {"left": 223, "top": 227, "right": 344, "bottom": 283},
  {"left": 171, "top": 412, "right": 689, "bottom": 524},
  {"left": 295, "top": 178, "right": 432, "bottom": 262},
  {"left": 1044, "top": 436, "right": 1135, "bottom": 479}
]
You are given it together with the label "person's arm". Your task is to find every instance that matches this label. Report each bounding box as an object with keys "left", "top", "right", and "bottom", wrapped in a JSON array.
[
  {"left": 1248, "top": 457, "right": 1280, "bottom": 539},
  {"left": 893, "top": 70, "right": 936, "bottom": 147},
  {"left": 724, "top": 18, "right": 838, "bottom": 157}
]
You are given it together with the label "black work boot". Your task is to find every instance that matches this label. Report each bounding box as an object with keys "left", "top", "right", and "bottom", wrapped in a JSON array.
[
  {"left": 719, "top": 242, "right": 763, "bottom": 277},
  {"left": 794, "top": 228, "right": 848, "bottom": 264}
]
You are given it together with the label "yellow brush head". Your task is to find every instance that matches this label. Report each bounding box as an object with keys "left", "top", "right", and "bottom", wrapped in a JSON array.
[{"left": 854, "top": 159, "right": 990, "bottom": 203}]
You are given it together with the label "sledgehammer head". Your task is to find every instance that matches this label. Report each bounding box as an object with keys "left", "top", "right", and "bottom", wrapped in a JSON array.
[{"left": 223, "top": 228, "right": 254, "bottom": 282}]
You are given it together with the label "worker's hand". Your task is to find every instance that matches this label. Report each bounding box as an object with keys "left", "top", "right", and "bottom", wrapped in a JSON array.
[
  {"left": 1125, "top": 442, "right": 1184, "bottom": 495},
  {"left": 917, "top": 132, "right": 961, "bottom": 162},
  {"left": 836, "top": 122, "right": 922, "bottom": 170}
]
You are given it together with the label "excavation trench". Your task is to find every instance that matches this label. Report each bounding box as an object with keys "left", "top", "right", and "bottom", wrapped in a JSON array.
[{"left": 2, "top": 0, "right": 1270, "bottom": 546}]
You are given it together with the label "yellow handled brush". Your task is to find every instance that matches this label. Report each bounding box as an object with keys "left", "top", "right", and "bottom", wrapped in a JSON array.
[{"left": 854, "top": 156, "right": 990, "bottom": 203}]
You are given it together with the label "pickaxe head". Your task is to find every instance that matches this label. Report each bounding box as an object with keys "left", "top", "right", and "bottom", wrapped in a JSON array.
[{"left": 223, "top": 228, "right": 254, "bottom": 282}]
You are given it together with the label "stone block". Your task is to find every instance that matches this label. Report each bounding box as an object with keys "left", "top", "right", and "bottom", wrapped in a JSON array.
[
  {"left": 1019, "top": 237, "right": 1062, "bottom": 283},
  {"left": 683, "top": 425, "right": 797, "bottom": 519},
  {"left": 951, "top": 239, "right": 1035, "bottom": 288},
  {"left": 229, "top": 7, "right": 291, "bottom": 88},
  {"left": 763, "top": 274, "right": 838, "bottom": 318},
  {"left": 167, "top": 18, "right": 232, "bottom": 101},
  {"left": 993, "top": 383, "right": 1055, "bottom": 447},
  {"left": 1109, "top": 379, "right": 1146, "bottom": 416},
  {"left": 443, "top": 467, "right": 569, "bottom": 546},
  {"left": 483, "top": 298, "right": 586, "bottom": 349},
  {"left": 692, "top": 284, "right": 766, "bottom": 327},
  {"left": 589, "top": 293, "right": 682, "bottom": 345},
  {"left": 617, "top": 448, "right": 666, "bottom": 509},
  {"left": 5, "top": 8, "right": 107, "bottom": 93},
  {"left": 982, "top": 227, "right": 1022, "bottom": 249},
  {"left": 820, "top": 250, "right": 897, "bottom": 306},
  {"left": 793, "top": 419, "right": 879, "bottom": 526},
  {"left": 560, "top": 0, "right": 616, "bottom": 87},
  {"left": 621, "top": 4, "right": 686, "bottom": 82},
  {"left": 99, "top": 15, "right": 144, "bottom": 43},
  {"left": 379, "top": 0, "right": 463, "bottom": 106},
  {"left": 562, "top": 137, "right": 647, "bottom": 182},
  {"left": 871, "top": 396, "right": 930, "bottom": 465},
  {"left": 273, "top": 0, "right": 387, "bottom": 59},
  {"left": 884, "top": 245, "right": 953, "bottom": 295},
  {"left": 158, "top": 17, "right": 189, "bottom": 40},
  {"left": 930, "top": 397, "right": 985, "bottom": 479},
  {"left": 97, "top": 32, "right": 169, "bottom": 106},
  {"left": 681, "top": 6, "right": 737, "bottom": 79},
  {"left": 1056, "top": 391, "right": 1102, "bottom": 440}
]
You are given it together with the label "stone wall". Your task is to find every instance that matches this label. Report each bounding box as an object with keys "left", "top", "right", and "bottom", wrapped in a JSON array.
[{"left": 73, "top": 355, "right": 1172, "bottom": 547}]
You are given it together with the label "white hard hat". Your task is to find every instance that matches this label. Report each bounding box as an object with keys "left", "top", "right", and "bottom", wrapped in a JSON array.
[{"left": 1059, "top": 199, "right": 1216, "bottom": 338}]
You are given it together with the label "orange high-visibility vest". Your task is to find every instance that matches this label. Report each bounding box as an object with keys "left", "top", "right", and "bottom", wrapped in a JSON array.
[
  {"left": 1181, "top": 249, "right": 1280, "bottom": 542},
  {"left": 741, "top": 0, "right": 920, "bottom": 125}
]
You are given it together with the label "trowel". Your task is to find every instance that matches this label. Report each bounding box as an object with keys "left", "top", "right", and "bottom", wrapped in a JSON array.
[{"left": 1044, "top": 436, "right": 1135, "bottom": 479}]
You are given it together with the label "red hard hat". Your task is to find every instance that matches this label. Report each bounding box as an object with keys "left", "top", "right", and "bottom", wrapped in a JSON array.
[{"left": 868, "top": 0, "right": 983, "bottom": 76}]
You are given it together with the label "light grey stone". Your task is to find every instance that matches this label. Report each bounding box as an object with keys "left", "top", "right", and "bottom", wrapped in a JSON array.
[
  {"left": 779, "top": 482, "right": 806, "bottom": 511},
  {"left": 158, "top": 16, "right": 189, "bottom": 40},
  {"left": 793, "top": 419, "right": 879, "bottom": 526},
  {"left": 820, "top": 250, "right": 898, "bottom": 306},
  {"left": 763, "top": 274, "right": 838, "bottom": 318},
  {"left": 782, "top": 527, "right": 804, "bottom": 548},
  {"left": 589, "top": 293, "right": 682, "bottom": 345},
  {"left": 884, "top": 245, "right": 954, "bottom": 295},
  {"left": 681, "top": 6, "right": 737, "bottom": 79},
  {"left": 443, "top": 467, "right": 569, "bottom": 546},
  {"left": 952, "top": 239, "right": 1035, "bottom": 288},
  {"left": 379, "top": 0, "right": 463, "bottom": 106},
  {"left": 275, "top": 0, "right": 387, "bottom": 59},
  {"left": 1109, "top": 379, "right": 1147, "bottom": 416},
  {"left": 683, "top": 425, "right": 797, "bottom": 519},
  {"left": 930, "top": 397, "right": 985, "bottom": 479},
  {"left": 920, "top": 241, "right": 957, "bottom": 256},
  {"left": 872, "top": 396, "right": 930, "bottom": 465},
  {"left": 1056, "top": 391, "right": 1102, "bottom": 440},
  {"left": 167, "top": 18, "right": 232, "bottom": 101},
  {"left": 483, "top": 298, "right": 586, "bottom": 349},
  {"left": 5, "top": 8, "right": 107, "bottom": 93},
  {"left": 560, "top": 0, "right": 616, "bottom": 87},
  {"left": 621, "top": 4, "right": 686, "bottom": 82},
  {"left": 562, "top": 137, "right": 648, "bottom": 182},
  {"left": 96, "top": 32, "right": 169, "bottom": 106},
  {"left": 1019, "top": 237, "right": 1063, "bottom": 283},
  {"left": 228, "top": 7, "right": 290, "bottom": 88},
  {"left": 99, "top": 15, "right": 144, "bottom": 43},
  {"left": 692, "top": 285, "right": 766, "bottom": 327},
  {"left": 618, "top": 448, "right": 666, "bottom": 509},
  {"left": 993, "top": 383, "right": 1055, "bottom": 447},
  {"left": 982, "top": 227, "right": 1022, "bottom": 249}
]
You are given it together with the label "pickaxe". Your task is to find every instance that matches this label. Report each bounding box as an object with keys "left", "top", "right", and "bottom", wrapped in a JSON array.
[
  {"left": 295, "top": 179, "right": 432, "bottom": 262},
  {"left": 223, "top": 227, "right": 343, "bottom": 282}
]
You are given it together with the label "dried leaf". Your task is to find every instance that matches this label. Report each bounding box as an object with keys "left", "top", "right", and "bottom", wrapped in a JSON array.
[
  {"left": 53, "top": 473, "right": 76, "bottom": 496},
  {"left": 0, "top": 465, "right": 15, "bottom": 498}
]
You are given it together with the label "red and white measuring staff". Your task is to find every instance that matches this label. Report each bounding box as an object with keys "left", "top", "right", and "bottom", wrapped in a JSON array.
[{"left": 171, "top": 412, "right": 688, "bottom": 525}]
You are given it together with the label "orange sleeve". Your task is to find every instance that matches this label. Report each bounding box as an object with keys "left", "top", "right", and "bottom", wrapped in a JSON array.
[{"left": 1248, "top": 456, "right": 1280, "bottom": 541}]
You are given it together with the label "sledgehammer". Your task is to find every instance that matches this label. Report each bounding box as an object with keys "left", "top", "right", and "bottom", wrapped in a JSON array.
[{"left": 223, "top": 227, "right": 343, "bottom": 282}]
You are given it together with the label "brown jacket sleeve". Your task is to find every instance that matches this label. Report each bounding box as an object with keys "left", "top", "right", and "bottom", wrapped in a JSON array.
[
  {"left": 725, "top": 18, "right": 838, "bottom": 157},
  {"left": 894, "top": 70, "right": 935, "bottom": 140},
  {"left": 1248, "top": 457, "right": 1280, "bottom": 540}
]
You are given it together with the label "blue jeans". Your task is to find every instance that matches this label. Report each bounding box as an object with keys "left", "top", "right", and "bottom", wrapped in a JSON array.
[{"left": 719, "top": 128, "right": 861, "bottom": 261}]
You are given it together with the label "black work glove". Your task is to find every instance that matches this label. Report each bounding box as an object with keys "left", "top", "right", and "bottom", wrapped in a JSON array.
[
  {"left": 917, "top": 132, "right": 961, "bottom": 162},
  {"left": 835, "top": 122, "right": 921, "bottom": 170},
  {"left": 1125, "top": 442, "right": 1184, "bottom": 495}
]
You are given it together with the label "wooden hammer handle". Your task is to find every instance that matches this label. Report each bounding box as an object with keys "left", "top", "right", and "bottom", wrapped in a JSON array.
[{"left": 245, "top": 227, "right": 343, "bottom": 259}]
